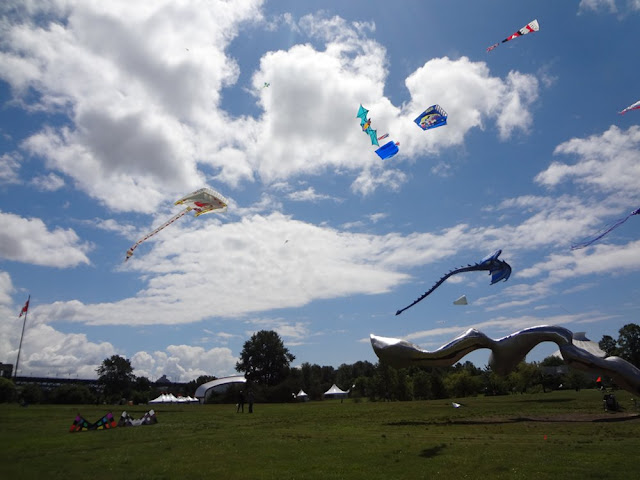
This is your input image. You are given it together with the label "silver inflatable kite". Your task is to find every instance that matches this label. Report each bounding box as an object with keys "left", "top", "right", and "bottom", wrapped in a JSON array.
[{"left": 370, "top": 325, "right": 640, "bottom": 395}]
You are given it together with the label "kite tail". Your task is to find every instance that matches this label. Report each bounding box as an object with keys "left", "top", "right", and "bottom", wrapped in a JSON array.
[
  {"left": 570, "top": 209, "right": 640, "bottom": 250},
  {"left": 125, "top": 207, "right": 191, "bottom": 262},
  {"left": 395, "top": 265, "right": 480, "bottom": 316}
]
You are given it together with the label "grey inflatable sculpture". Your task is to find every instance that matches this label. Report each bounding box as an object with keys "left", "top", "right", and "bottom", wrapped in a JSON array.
[{"left": 370, "top": 325, "right": 640, "bottom": 395}]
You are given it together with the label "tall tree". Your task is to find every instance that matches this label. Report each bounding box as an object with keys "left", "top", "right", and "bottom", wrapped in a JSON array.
[
  {"left": 616, "top": 323, "right": 640, "bottom": 368},
  {"left": 236, "top": 330, "right": 295, "bottom": 386},
  {"left": 96, "top": 355, "right": 135, "bottom": 400},
  {"left": 599, "top": 335, "right": 620, "bottom": 357}
]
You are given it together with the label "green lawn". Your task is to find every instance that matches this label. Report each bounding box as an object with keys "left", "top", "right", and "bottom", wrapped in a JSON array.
[{"left": 1, "top": 389, "right": 639, "bottom": 479}]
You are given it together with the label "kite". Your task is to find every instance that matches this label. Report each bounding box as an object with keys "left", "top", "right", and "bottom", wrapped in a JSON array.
[
  {"left": 357, "top": 104, "right": 399, "bottom": 157},
  {"left": 125, "top": 187, "right": 228, "bottom": 262},
  {"left": 375, "top": 141, "right": 400, "bottom": 160},
  {"left": 619, "top": 100, "right": 640, "bottom": 115},
  {"left": 263, "top": 82, "right": 270, "bottom": 88},
  {"left": 453, "top": 295, "right": 468, "bottom": 306},
  {"left": 118, "top": 410, "right": 158, "bottom": 427},
  {"left": 570, "top": 207, "right": 640, "bottom": 250},
  {"left": 487, "top": 19, "right": 539, "bottom": 52},
  {"left": 370, "top": 325, "right": 640, "bottom": 395},
  {"left": 414, "top": 105, "right": 448, "bottom": 131},
  {"left": 69, "top": 412, "right": 117, "bottom": 432},
  {"left": 395, "top": 250, "right": 511, "bottom": 315}
]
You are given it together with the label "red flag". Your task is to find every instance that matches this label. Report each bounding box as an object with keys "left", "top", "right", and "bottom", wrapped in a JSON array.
[
  {"left": 596, "top": 376, "right": 601, "bottom": 383},
  {"left": 18, "top": 299, "right": 29, "bottom": 317}
]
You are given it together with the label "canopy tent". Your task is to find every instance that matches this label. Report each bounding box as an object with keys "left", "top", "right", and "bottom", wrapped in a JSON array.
[
  {"left": 551, "top": 332, "right": 606, "bottom": 360},
  {"left": 295, "top": 389, "right": 309, "bottom": 401},
  {"left": 323, "top": 384, "right": 349, "bottom": 399},
  {"left": 194, "top": 375, "right": 246, "bottom": 404}
]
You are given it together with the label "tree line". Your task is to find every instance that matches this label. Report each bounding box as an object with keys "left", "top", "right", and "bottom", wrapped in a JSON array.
[{"left": 1, "top": 324, "right": 637, "bottom": 404}]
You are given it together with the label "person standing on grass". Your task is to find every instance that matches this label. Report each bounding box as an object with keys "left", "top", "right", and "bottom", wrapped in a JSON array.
[{"left": 237, "top": 390, "right": 245, "bottom": 413}]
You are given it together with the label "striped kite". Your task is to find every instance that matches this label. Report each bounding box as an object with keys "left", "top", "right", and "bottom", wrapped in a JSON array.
[
  {"left": 125, "top": 187, "right": 228, "bottom": 262},
  {"left": 487, "top": 19, "right": 539, "bottom": 52}
]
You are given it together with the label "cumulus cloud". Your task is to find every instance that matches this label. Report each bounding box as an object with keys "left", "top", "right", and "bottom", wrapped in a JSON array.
[
  {"left": 30, "top": 172, "right": 65, "bottom": 191},
  {"left": 536, "top": 125, "right": 640, "bottom": 196},
  {"left": 579, "top": 0, "right": 617, "bottom": 13},
  {"left": 131, "top": 345, "right": 238, "bottom": 381},
  {"left": 0, "top": 211, "right": 91, "bottom": 267},
  {"left": 0, "top": 152, "right": 21, "bottom": 184}
]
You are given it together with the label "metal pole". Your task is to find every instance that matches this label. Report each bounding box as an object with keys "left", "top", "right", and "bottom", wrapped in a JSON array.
[{"left": 14, "top": 295, "right": 30, "bottom": 381}]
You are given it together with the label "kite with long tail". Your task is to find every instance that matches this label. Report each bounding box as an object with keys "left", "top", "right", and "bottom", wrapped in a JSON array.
[
  {"left": 571, "top": 207, "right": 640, "bottom": 250},
  {"left": 487, "top": 19, "right": 539, "bottom": 52},
  {"left": 125, "top": 187, "right": 228, "bottom": 262},
  {"left": 395, "top": 250, "right": 511, "bottom": 316}
]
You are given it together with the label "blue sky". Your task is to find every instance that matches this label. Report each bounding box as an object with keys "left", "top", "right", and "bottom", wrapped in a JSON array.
[{"left": 1, "top": 0, "right": 640, "bottom": 382}]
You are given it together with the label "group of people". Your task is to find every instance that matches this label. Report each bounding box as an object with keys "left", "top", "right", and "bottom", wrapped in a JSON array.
[{"left": 236, "top": 389, "right": 254, "bottom": 413}]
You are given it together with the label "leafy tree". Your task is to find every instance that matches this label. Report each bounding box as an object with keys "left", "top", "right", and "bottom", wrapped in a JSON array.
[
  {"left": 0, "top": 377, "right": 16, "bottom": 403},
  {"left": 599, "top": 335, "right": 620, "bottom": 357},
  {"left": 236, "top": 330, "right": 295, "bottom": 386},
  {"left": 617, "top": 323, "right": 640, "bottom": 367},
  {"left": 96, "top": 355, "right": 135, "bottom": 401},
  {"left": 540, "top": 355, "right": 565, "bottom": 367}
]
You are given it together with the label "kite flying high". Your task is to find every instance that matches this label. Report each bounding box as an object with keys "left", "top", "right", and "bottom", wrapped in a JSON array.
[
  {"left": 356, "top": 104, "right": 399, "bottom": 160},
  {"left": 487, "top": 19, "right": 539, "bottom": 52},
  {"left": 619, "top": 100, "right": 640, "bottom": 115},
  {"left": 125, "top": 187, "right": 228, "bottom": 262},
  {"left": 414, "top": 105, "right": 448, "bottom": 131},
  {"left": 571, "top": 207, "right": 640, "bottom": 250},
  {"left": 395, "top": 250, "right": 511, "bottom": 315}
]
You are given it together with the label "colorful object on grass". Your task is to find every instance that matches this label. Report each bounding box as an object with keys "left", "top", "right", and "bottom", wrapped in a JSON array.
[
  {"left": 487, "top": 19, "right": 539, "bottom": 52},
  {"left": 570, "top": 207, "right": 640, "bottom": 250},
  {"left": 125, "top": 187, "right": 228, "bottom": 262},
  {"left": 395, "top": 250, "right": 511, "bottom": 315},
  {"left": 69, "top": 412, "right": 117, "bottom": 432},
  {"left": 414, "top": 105, "right": 448, "bottom": 131},
  {"left": 118, "top": 410, "right": 158, "bottom": 427}
]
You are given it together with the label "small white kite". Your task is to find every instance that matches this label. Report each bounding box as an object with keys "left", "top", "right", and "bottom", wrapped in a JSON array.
[
  {"left": 125, "top": 187, "right": 228, "bottom": 262},
  {"left": 453, "top": 295, "right": 468, "bottom": 306}
]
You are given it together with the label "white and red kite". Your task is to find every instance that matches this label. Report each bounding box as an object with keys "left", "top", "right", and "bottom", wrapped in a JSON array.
[
  {"left": 125, "top": 188, "right": 228, "bottom": 261},
  {"left": 619, "top": 100, "right": 640, "bottom": 115},
  {"left": 487, "top": 19, "right": 539, "bottom": 52}
]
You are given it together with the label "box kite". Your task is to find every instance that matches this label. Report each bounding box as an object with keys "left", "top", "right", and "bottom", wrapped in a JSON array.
[{"left": 125, "top": 187, "right": 228, "bottom": 261}]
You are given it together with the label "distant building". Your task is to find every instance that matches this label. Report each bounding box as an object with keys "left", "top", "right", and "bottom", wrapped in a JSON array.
[{"left": 0, "top": 363, "right": 13, "bottom": 379}]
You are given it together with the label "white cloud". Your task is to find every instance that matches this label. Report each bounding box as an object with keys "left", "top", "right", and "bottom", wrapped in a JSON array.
[
  {"left": 578, "top": 0, "right": 617, "bottom": 13},
  {"left": 287, "top": 187, "right": 337, "bottom": 202},
  {"left": 536, "top": 125, "right": 640, "bottom": 196},
  {"left": 131, "top": 344, "right": 237, "bottom": 381},
  {"left": 0, "top": 152, "right": 21, "bottom": 184},
  {"left": 30, "top": 172, "right": 65, "bottom": 191},
  {"left": 0, "top": 211, "right": 91, "bottom": 267}
]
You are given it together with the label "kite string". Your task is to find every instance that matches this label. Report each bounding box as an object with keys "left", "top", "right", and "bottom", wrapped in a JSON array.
[
  {"left": 570, "top": 209, "right": 639, "bottom": 250},
  {"left": 125, "top": 207, "right": 191, "bottom": 261}
]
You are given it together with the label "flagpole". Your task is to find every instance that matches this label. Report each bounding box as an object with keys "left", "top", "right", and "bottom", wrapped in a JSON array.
[{"left": 14, "top": 294, "right": 30, "bottom": 382}]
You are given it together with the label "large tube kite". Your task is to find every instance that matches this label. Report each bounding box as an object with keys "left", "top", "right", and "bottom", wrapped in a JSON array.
[
  {"left": 125, "top": 187, "right": 228, "bottom": 262},
  {"left": 370, "top": 326, "right": 640, "bottom": 395}
]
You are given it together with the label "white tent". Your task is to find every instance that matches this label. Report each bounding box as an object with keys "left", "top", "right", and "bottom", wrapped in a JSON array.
[
  {"left": 295, "top": 389, "right": 309, "bottom": 401},
  {"left": 551, "top": 331, "right": 606, "bottom": 359},
  {"left": 323, "top": 384, "right": 348, "bottom": 399}
]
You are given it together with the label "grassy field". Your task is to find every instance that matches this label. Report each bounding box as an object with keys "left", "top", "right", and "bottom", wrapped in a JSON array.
[{"left": 1, "top": 389, "right": 639, "bottom": 479}]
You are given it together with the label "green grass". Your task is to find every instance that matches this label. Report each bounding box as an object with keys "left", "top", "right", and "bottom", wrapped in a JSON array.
[{"left": 1, "top": 389, "right": 639, "bottom": 479}]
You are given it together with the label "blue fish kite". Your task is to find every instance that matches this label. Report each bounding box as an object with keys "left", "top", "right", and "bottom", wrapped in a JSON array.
[
  {"left": 414, "top": 104, "right": 448, "bottom": 131},
  {"left": 396, "top": 249, "right": 511, "bottom": 315}
]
